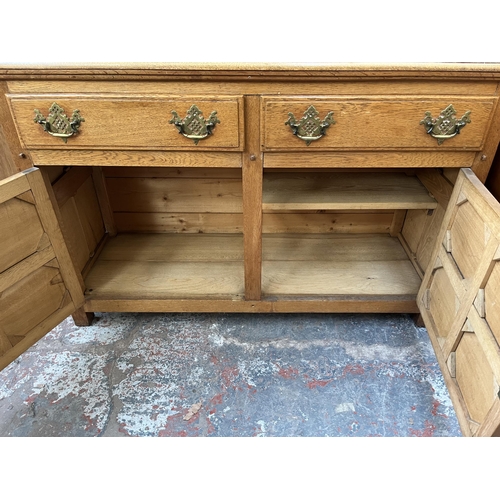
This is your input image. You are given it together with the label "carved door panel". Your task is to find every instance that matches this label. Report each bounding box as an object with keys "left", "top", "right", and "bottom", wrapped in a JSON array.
[
  {"left": 0, "top": 168, "right": 83, "bottom": 371},
  {"left": 418, "top": 168, "right": 500, "bottom": 436}
]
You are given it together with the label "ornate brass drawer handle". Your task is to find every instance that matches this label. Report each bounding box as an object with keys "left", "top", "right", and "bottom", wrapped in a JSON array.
[
  {"left": 33, "top": 103, "right": 84, "bottom": 143},
  {"left": 169, "top": 105, "right": 220, "bottom": 145},
  {"left": 285, "top": 105, "right": 335, "bottom": 146},
  {"left": 420, "top": 104, "right": 471, "bottom": 145}
]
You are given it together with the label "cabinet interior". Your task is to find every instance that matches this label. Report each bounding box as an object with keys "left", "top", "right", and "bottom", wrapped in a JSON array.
[{"left": 43, "top": 165, "right": 457, "bottom": 309}]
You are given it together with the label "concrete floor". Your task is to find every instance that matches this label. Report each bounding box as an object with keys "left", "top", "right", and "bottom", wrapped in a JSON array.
[{"left": 0, "top": 312, "right": 461, "bottom": 437}]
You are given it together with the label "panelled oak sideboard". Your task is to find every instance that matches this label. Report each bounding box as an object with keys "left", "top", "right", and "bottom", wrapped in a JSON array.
[{"left": 1, "top": 63, "right": 500, "bottom": 436}]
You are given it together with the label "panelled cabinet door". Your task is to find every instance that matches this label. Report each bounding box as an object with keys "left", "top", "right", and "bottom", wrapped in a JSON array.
[
  {"left": 0, "top": 168, "right": 83, "bottom": 371},
  {"left": 418, "top": 168, "right": 500, "bottom": 437}
]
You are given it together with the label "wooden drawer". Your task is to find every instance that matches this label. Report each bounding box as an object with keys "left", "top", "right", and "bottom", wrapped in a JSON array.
[
  {"left": 261, "top": 96, "right": 497, "bottom": 152},
  {"left": 7, "top": 95, "right": 244, "bottom": 151}
]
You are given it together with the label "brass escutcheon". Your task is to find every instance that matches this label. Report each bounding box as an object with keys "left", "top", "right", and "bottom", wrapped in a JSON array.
[
  {"left": 285, "top": 105, "right": 335, "bottom": 145},
  {"left": 170, "top": 105, "right": 220, "bottom": 145},
  {"left": 420, "top": 104, "right": 471, "bottom": 145},
  {"left": 34, "top": 103, "right": 84, "bottom": 143}
]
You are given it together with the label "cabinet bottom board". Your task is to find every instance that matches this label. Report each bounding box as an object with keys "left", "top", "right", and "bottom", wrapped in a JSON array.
[{"left": 83, "top": 233, "right": 421, "bottom": 311}]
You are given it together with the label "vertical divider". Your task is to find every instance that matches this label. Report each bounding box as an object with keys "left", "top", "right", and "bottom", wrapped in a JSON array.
[
  {"left": 242, "top": 95, "right": 263, "bottom": 300},
  {"left": 92, "top": 167, "right": 117, "bottom": 236}
]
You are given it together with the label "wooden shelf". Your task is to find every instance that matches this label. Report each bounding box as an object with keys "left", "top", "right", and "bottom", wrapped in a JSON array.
[
  {"left": 85, "top": 234, "right": 244, "bottom": 300},
  {"left": 262, "top": 172, "right": 438, "bottom": 212},
  {"left": 262, "top": 234, "right": 421, "bottom": 298}
]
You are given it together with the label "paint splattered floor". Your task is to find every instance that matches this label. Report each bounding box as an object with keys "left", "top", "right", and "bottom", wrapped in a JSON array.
[{"left": 0, "top": 313, "right": 461, "bottom": 437}]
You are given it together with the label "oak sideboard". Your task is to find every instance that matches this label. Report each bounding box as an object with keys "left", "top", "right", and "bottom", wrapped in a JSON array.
[{"left": 1, "top": 63, "right": 500, "bottom": 436}]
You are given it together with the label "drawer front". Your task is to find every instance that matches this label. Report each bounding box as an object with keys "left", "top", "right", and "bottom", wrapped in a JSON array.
[
  {"left": 262, "top": 96, "right": 496, "bottom": 151},
  {"left": 8, "top": 95, "right": 244, "bottom": 151}
]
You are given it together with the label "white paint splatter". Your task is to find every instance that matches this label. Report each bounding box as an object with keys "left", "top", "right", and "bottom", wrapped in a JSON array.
[
  {"left": 47, "top": 314, "right": 137, "bottom": 346},
  {"left": 237, "top": 357, "right": 278, "bottom": 387},
  {"left": 205, "top": 334, "right": 423, "bottom": 362},
  {"left": 2, "top": 351, "right": 112, "bottom": 432},
  {"left": 209, "top": 333, "right": 225, "bottom": 347},
  {"left": 335, "top": 402, "right": 356, "bottom": 413},
  {"left": 256, "top": 420, "right": 267, "bottom": 436}
]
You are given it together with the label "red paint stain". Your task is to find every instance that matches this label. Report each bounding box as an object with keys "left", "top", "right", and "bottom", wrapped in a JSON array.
[
  {"left": 411, "top": 405, "right": 417, "bottom": 411},
  {"left": 343, "top": 364, "right": 365, "bottom": 376},
  {"left": 118, "top": 422, "right": 131, "bottom": 436},
  {"left": 83, "top": 414, "right": 95, "bottom": 432},
  {"left": 409, "top": 420, "right": 436, "bottom": 437},
  {"left": 429, "top": 397, "right": 448, "bottom": 418},
  {"left": 211, "top": 393, "right": 223, "bottom": 406},
  {"left": 159, "top": 414, "right": 194, "bottom": 437},
  {"left": 278, "top": 366, "right": 299, "bottom": 379},
  {"left": 25, "top": 395, "right": 37, "bottom": 405},
  {"left": 221, "top": 366, "right": 239, "bottom": 389},
  {"left": 206, "top": 417, "right": 216, "bottom": 435},
  {"left": 159, "top": 428, "right": 187, "bottom": 437},
  {"left": 307, "top": 379, "right": 330, "bottom": 389}
]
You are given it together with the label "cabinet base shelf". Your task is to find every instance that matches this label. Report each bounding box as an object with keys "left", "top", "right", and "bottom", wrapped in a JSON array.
[{"left": 83, "top": 233, "right": 420, "bottom": 313}]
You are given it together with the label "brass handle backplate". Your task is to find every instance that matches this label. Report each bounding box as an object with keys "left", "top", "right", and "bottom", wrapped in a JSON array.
[
  {"left": 285, "top": 105, "right": 335, "bottom": 146},
  {"left": 420, "top": 104, "right": 471, "bottom": 145},
  {"left": 170, "top": 105, "right": 220, "bottom": 145},
  {"left": 34, "top": 102, "right": 84, "bottom": 143}
]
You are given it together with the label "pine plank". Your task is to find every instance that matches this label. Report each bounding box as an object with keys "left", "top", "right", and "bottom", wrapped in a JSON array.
[
  {"left": 263, "top": 173, "right": 437, "bottom": 211},
  {"left": 262, "top": 260, "right": 421, "bottom": 296},
  {"left": 114, "top": 212, "right": 243, "bottom": 233},
  {"left": 103, "top": 167, "right": 242, "bottom": 178},
  {"left": 263, "top": 212, "right": 393, "bottom": 234},
  {"left": 84, "top": 233, "right": 245, "bottom": 300},
  {"left": 113, "top": 212, "right": 393, "bottom": 234},
  {"left": 85, "top": 261, "right": 244, "bottom": 300},
  {"left": 107, "top": 177, "right": 243, "bottom": 213},
  {"left": 263, "top": 234, "right": 409, "bottom": 261},
  {"left": 97, "top": 234, "right": 244, "bottom": 262},
  {"left": 262, "top": 233, "right": 420, "bottom": 297}
]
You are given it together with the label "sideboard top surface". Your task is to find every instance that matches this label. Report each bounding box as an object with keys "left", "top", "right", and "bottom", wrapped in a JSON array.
[{"left": 1, "top": 63, "right": 500, "bottom": 80}]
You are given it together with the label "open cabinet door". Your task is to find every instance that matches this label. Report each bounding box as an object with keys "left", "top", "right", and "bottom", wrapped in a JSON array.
[
  {"left": 0, "top": 168, "right": 84, "bottom": 371},
  {"left": 418, "top": 168, "right": 500, "bottom": 437}
]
